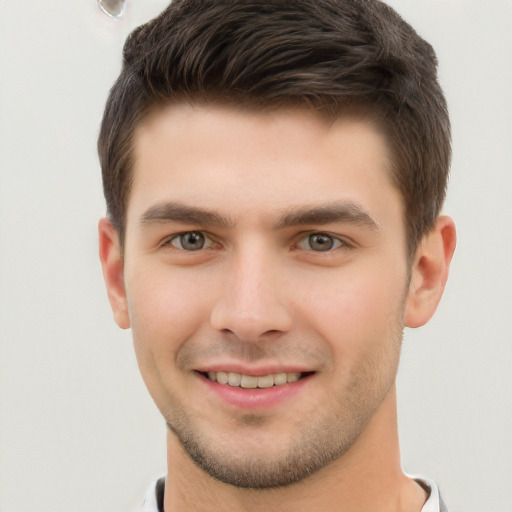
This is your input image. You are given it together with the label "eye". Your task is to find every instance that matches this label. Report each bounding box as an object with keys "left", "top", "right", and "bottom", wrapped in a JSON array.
[
  {"left": 297, "top": 232, "right": 345, "bottom": 252},
  {"left": 167, "top": 231, "right": 211, "bottom": 251}
]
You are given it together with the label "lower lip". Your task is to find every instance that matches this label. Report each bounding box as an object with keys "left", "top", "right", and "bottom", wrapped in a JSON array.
[{"left": 197, "top": 372, "right": 313, "bottom": 410}]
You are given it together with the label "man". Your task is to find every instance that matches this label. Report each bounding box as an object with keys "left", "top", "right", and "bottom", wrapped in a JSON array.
[{"left": 98, "top": 1, "right": 456, "bottom": 511}]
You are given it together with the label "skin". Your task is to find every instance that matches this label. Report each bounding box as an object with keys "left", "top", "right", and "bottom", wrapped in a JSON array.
[{"left": 99, "top": 103, "right": 456, "bottom": 512}]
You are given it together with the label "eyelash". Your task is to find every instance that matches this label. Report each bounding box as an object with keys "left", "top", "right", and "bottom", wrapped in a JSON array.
[
  {"left": 162, "top": 231, "right": 351, "bottom": 253},
  {"left": 163, "top": 231, "right": 216, "bottom": 251},
  {"left": 296, "top": 232, "right": 349, "bottom": 252}
]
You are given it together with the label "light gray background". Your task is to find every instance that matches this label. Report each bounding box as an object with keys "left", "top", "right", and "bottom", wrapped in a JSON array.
[{"left": 0, "top": 1, "right": 510, "bottom": 511}]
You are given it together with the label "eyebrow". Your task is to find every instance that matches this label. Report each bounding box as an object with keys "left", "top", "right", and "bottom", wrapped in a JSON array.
[
  {"left": 140, "top": 202, "right": 234, "bottom": 228},
  {"left": 275, "top": 201, "right": 380, "bottom": 231},
  {"left": 139, "top": 200, "right": 379, "bottom": 231}
]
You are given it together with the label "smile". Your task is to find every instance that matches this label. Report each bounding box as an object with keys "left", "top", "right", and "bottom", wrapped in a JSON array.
[{"left": 204, "top": 371, "right": 305, "bottom": 389}]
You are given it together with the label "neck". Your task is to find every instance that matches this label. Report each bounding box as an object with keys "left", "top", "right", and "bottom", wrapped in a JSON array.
[{"left": 163, "top": 386, "right": 426, "bottom": 512}]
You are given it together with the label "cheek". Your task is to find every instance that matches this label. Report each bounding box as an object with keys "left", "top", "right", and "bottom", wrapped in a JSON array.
[
  {"left": 124, "top": 267, "right": 217, "bottom": 411},
  {"left": 126, "top": 267, "right": 213, "bottom": 357},
  {"left": 295, "top": 262, "right": 407, "bottom": 349}
]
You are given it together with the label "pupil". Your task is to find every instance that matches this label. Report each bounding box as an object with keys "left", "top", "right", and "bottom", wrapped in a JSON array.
[
  {"left": 181, "top": 232, "right": 205, "bottom": 250},
  {"left": 310, "top": 233, "right": 333, "bottom": 251}
]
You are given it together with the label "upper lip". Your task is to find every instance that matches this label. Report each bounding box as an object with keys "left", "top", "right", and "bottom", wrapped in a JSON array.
[{"left": 194, "top": 363, "right": 314, "bottom": 376}]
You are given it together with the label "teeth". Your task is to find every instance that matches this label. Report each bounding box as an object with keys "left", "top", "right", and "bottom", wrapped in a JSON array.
[
  {"left": 205, "top": 371, "right": 303, "bottom": 388},
  {"left": 256, "top": 374, "right": 274, "bottom": 388},
  {"left": 273, "top": 373, "right": 287, "bottom": 386},
  {"left": 287, "top": 372, "right": 300, "bottom": 383},
  {"left": 228, "top": 372, "right": 241, "bottom": 386},
  {"left": 240, "top": 374, "right": 258, "bottom": 388},
  {"left": 216, "top": 371, "right": 228, "bottom": 384}
]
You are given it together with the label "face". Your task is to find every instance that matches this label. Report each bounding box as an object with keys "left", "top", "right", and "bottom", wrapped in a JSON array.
[{"left": 113, "top": 104, "right": 411, "bottom": 488}]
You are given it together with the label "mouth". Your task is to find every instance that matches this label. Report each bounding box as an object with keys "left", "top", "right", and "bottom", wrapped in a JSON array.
[{"left": 197, "top": 371, "right": 314, "bottom": 389}]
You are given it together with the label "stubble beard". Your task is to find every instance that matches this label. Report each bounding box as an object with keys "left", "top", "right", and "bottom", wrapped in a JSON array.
[
  {"left": 163, "top": 322, "right": 404, "bottom": 490},
  {"left": 167, "top": 406, "right": 363, "bottom": 489}
]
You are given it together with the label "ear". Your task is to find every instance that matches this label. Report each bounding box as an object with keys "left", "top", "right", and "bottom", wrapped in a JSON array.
[
  {"left": 404, "top": 216, "right": 456, "bottom": 328},
  {"left": 98, "top": 217, "right": 131, "bottom": 329}
]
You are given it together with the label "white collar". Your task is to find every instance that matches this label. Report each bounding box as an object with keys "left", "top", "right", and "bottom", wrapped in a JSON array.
[{"left": 413, "top": 476, "right": 447, "bottom": 512}]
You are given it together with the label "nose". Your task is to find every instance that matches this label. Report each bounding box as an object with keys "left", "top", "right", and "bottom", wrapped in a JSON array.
[{"left": 210, "top": 247, "right": 293, "bottom": 342}]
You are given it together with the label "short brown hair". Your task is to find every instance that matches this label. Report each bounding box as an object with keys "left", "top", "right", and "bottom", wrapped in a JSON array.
[{"left": 98, "top": 0, "right": 450, "bottom": 256}]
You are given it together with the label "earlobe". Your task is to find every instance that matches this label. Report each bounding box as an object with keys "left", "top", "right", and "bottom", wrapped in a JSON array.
[
  {"left": 404, "top": 216, "right": 456, "bottom": 328},
  {"left": 98, "top": 218, "right": 131, "bottom": 329}
]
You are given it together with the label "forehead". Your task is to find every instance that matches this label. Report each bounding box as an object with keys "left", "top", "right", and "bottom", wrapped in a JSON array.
[{"left": 128, "top": 103, "right": 402, "bottom": 228}]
